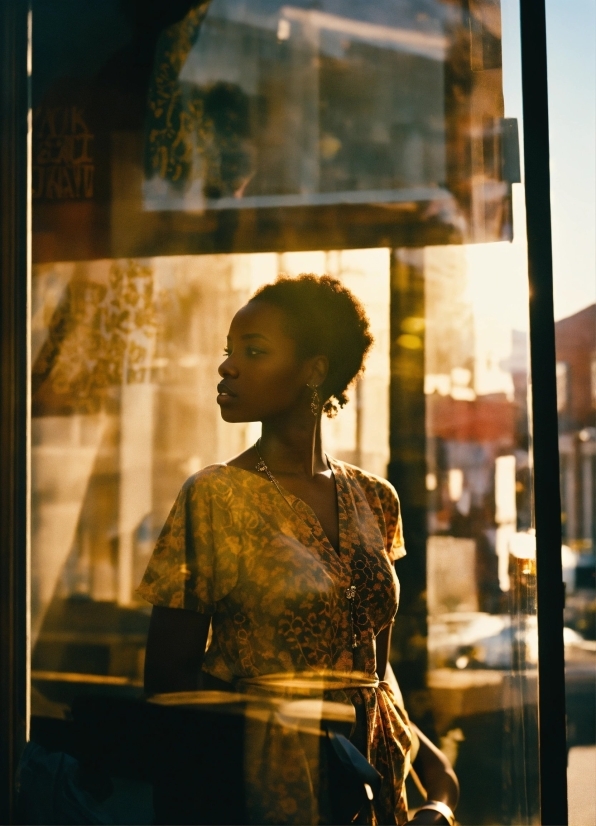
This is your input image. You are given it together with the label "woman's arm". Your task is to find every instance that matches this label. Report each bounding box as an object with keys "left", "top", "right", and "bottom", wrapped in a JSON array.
[
  {"left": 144, "top": 605, "right": 211, "bottom": 695},
  {"left": 375, "top": 623, "right": 392, "bottom": 681},
  {"left": 378, "top": 628, "right": 459, "bottom": 824},
  {"left": 407, "top": 723, "right": 459, "bottom": 824}
]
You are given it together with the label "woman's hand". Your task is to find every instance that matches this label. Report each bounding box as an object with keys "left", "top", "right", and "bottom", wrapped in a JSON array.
[
  {"left": 384, "top": 657, "right": 458, "bottom": 825},
  {"left": 144, "top": 605, "right": 211, "bottom": 695},
  {"left": 406, "top": 809, "right": 451, "bottom": 825},
  {"left": 406, "top": 810, "right": 450, "bottom": 825},
  {"left": 405, "top": 723, "right": 459, "bottom": 826},
  {"left": 410, "top": 722, "right": 459, "bottom": 814}
]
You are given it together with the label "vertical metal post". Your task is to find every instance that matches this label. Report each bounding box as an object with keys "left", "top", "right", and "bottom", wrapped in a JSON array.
[
  {"left": 388, "top": 250, "right": 428, "bottom": 700},
  {"left": 519, "top": 1, "right": 568, "bottom": 823},
  {"left": 0, "top": 0, "right": 29, "bottom": 822}
]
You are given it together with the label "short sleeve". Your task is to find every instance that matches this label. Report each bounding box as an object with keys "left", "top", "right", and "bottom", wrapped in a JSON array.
[
  {"left": 379, "top": 482, "right": 406, "bottom": 562},
  {"left": 136, "top": 470, "right": 239, "bottom": 613}
]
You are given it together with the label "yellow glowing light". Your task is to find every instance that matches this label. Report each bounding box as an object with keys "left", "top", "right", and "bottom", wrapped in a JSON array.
[
  {"left": 397, "top": 334, "right": 422, "bottom": 350},
  {"left": 401, "top": 316, "right": 425, "bottom": 334}
]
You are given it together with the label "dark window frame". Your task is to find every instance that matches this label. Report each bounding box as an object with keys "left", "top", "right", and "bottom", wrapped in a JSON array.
[
  {"left": 0, "top": 1, "right": 29, "bottom": 822},
  {"left": 519, "top": 0, "right": 568, "bottom": 822}
]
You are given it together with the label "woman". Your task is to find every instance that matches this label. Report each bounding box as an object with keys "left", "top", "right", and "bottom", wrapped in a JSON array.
[{"left": 139, "top": 275, "right": 458, "bottom": 825}]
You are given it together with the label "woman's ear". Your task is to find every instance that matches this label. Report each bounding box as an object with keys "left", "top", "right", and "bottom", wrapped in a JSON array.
[{"left": 308, "top": 355, "right": 329, "bottom": 389}]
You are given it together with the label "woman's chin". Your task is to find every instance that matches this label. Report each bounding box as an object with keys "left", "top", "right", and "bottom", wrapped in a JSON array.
[{"left": 218, "top": 406, "right": 248, "bottom": 423}]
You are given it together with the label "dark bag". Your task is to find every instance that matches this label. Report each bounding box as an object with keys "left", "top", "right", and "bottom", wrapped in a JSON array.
[{"left": 325, "top": 729, "right": 382, "bottom": 824}]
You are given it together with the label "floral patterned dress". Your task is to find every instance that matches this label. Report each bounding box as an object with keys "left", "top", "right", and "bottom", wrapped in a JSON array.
[{"left": 138, "top": 458, "right": 412, "bottom": 824}]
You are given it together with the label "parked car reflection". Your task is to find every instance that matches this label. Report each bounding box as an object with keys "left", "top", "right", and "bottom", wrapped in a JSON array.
[{"left": 429, "top": 611, "right": 595, "bottom": 670}]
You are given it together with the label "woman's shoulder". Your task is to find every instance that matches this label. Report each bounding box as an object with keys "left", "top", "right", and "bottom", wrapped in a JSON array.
[
  {"left": 332, "top": 458, "right": 399, "bottom": 504},
  {"left": 180, "top": 463, "right": 244, "bottom": 496},
  {"left": 333, "top": 459, "right": 405, "bottom": 558}
]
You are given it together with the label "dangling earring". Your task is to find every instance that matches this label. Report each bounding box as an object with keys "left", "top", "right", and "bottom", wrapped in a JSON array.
[{"left": 309, "top": 385, "right": 320, "bottom": 417}]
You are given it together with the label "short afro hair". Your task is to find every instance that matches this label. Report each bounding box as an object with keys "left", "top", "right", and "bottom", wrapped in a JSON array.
[{"left": 249, "top": 274, "right": 373, "bottom": 417}]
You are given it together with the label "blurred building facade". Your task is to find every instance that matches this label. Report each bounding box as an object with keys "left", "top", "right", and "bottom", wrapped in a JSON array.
[
  {"left": 555, "top": 304, "right": 596, "bottom": 642},
  {"left": 556, "top": 304, "right": 596, "bottom": 553}
]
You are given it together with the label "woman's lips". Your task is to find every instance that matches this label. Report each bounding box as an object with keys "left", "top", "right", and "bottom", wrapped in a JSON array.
[{"left": 217, "top": 382, "right": 237, "bottom": 404}]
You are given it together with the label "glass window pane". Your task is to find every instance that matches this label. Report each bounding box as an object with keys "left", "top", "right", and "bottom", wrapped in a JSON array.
[{"left": 28, "top": 1, "right": 542, "bottom": 823}]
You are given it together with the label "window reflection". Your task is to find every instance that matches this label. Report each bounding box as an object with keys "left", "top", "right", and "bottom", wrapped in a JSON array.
[
  {"left": 389, "top": 241, "right": 539, "bottom": 823},
  {"left": 144, "top": 1, "right": 449, "bottom": 207},
  {"left": 30, "top": 250, "right": 389, "bottom": 664},
  {"left": 31, "top": 243, "right": 540, "bottom": 822},
  {"left": 33, "top": 0, "right": 516, "bottom": 263},
  {"left": 30, "top": 0, "right": 543, "bottom": 823}
]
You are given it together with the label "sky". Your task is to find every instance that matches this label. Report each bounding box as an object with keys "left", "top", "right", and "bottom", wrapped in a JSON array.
[
  {"left": 501, "top": 0, "right": 595, "bottom": 322},
  {"left": 546, "top": 0, "right": 596, "bottom": 320}
]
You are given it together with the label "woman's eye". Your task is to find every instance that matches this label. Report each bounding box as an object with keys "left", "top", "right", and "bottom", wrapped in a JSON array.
[
  {"left": 222, "top": 347, "right": 231, "bottom": 356},
  {"left": 246, "top": 347, "right": 264, "bottom": 356}
]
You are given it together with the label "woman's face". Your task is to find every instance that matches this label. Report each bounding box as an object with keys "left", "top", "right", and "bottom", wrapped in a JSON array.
[{"left": 217, "top": 301, "right": 316, "bottom": 423}]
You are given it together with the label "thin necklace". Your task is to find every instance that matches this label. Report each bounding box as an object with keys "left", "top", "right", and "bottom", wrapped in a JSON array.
[{"left": 254, "top": 438, "right": 360, "bottom": 650}]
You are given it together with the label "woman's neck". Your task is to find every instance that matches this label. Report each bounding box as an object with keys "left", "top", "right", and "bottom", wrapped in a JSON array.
[{"left": 259, "top": 417, "right": 327, "bottom": 478}]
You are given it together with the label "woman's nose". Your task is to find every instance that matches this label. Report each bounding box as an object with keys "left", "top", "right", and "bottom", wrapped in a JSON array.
[{"left": 218, "top": 355, "right": 238, "bottom": 378}]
